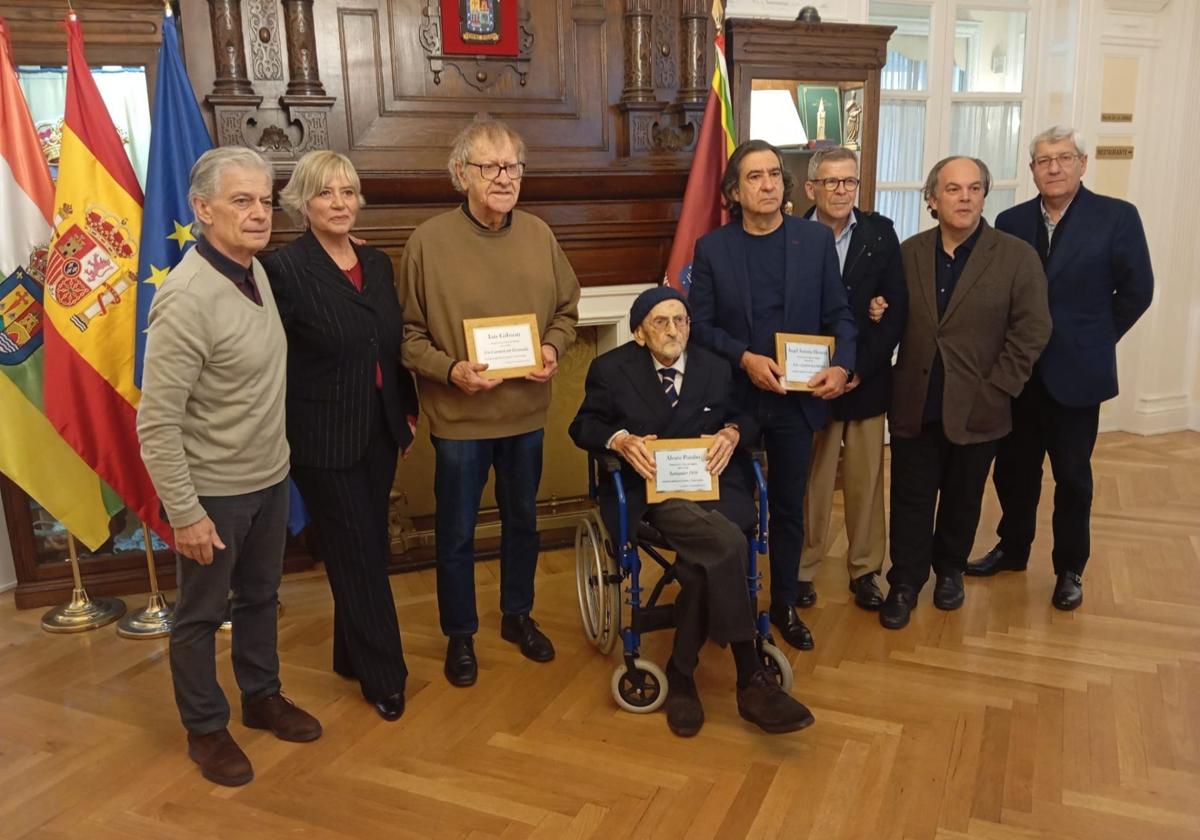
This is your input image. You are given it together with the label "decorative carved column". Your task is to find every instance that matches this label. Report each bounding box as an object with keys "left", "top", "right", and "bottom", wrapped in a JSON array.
[
  {"left": 280, "top": 0, "right": 325, "bottom": 97},
  {"left": 619, "top": 0, "right": 670, "bottom": 155},
  {"left": 205, "top": 0, "right": 262, "bottom": 147},
  {"left": 620, "top": 0, "right": 657, "bottom": 105},
  {"left": 277, "top": 0, "right": 334, "bottom": 156},
  {"left": 677, "top": 0, "right": 708, "bottom": 105}
]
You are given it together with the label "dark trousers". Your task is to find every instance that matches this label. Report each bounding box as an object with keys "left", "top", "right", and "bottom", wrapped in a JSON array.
[
  {"left": 169, "top": 478, "right": 288, "bottom": 735},
  {"left": 992, "top": 374, "right": 1100, "bottom": 575},
  {"left": 887, "top": 423, "right": 996, "bottom": 590},
  {"left": 757, "top": 395, "right": 814, "bottom": 608},
  {"left": 291, "top": 411, "right": 406, "bottom": 702},
  {"left": 643, "top": 499, "right": 756, "bottom": 676},
  {"left": 431, "top": 429, "right": 544, "bottom": 637}
]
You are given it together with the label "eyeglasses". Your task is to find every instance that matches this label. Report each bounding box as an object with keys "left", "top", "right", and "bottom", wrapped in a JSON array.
[
  {"left": 647, "top": 314, "right": 690, "bottom": 331},
  {"left": 1032, "top": 153, "right": 1081, "bottom": 170},
  {"left": 810, "top": 177, "right": 860, "bottom": 192},
  {"left": 465, "top": 161, "right": 526, "bottom": 181}
]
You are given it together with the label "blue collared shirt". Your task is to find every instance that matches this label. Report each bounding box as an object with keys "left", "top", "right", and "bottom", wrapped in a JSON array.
[{"left": 833, "top": 210, "right": 859, "bottom": 272}]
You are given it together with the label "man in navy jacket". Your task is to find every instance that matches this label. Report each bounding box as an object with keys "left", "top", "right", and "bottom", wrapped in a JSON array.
[
  {"left": 967, "top": 126, "right": 1154, "bottom": 610},
  {"left": 689, "top": 139, "right": 857, "bottom": 650}
]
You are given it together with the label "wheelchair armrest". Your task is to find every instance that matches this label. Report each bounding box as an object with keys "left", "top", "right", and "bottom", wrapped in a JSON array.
[{"left": 596, "top": 453, "right": 623, "bottom": 475}]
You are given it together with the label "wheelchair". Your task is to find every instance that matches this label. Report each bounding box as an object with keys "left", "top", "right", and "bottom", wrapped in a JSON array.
[{"left": 575, "top": 451, "right": 793, "bottom": 714}]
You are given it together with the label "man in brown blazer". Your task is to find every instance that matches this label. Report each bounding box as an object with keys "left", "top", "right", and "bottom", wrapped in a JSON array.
[{"left": 881, "top": 156, "right": 1051, "bottom": 630}]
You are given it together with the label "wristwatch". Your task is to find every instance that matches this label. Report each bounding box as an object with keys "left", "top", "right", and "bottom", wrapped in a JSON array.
[{"left": 839, "top": 366, "right": 855, "bottom": 380}]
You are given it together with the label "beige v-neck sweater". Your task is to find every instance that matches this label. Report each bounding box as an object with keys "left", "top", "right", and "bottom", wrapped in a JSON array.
[{"left": 137, "top": 247, "right": 290, "bottom": 527}]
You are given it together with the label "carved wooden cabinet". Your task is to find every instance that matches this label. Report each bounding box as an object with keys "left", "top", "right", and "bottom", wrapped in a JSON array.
[{"left": 726, "top": 18, "right": 894, "bottom": 216}]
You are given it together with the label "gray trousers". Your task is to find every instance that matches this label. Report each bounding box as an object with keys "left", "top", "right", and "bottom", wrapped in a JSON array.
[{"left": 169, "top": 478, "right": 288, "bottom": 734}]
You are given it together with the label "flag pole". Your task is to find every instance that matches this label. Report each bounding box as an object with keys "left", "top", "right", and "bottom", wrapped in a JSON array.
[
  {"left": 116, "top": 525, "right": 174, "bottom": 638},
  {"left": 41, "top": 533, "right": 126, "bottom": 633}
]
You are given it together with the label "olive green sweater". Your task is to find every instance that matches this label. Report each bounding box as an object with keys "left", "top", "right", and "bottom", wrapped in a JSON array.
[{"left": 399, "top": 207, "right": 580, "bottom": 440}]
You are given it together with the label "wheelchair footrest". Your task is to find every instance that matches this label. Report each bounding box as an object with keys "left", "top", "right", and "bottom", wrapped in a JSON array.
[{"left": 630, "top": 603, "right": 675, "bottom": 635}]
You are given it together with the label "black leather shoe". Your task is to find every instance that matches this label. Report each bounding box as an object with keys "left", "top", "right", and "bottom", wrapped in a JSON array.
[
  {"left": 794, "top": 581, "right": 817, "bottom": 608},
  {"left": 769, "top": 604, "right": 814, "bottom": 650},
  {"left": 849, "top": 573, "right": 884, "bottom": 610},
  {"left": 965, "top": 545, "right": 1028, "bottom": 577},
  {"left": 664, "top": 664, "right": 704, "bottom": 737},
  {"left": 500, "top": 613, "right": 556, "bottom": 662},
  {"left": 880, "top": 585, "right": 918, "bottom": 630},
  {"left": 1052, "top": 572, "right": 1083, "bottom": 611},
  {"left": 933, "top": 572, "right": 965, "bottom": 611},
  {"left": 444, "top": 635, "right": 478, "bottom": 687},
  {"left": 373, "top": 693, "right": 405, "bottom": 721}
]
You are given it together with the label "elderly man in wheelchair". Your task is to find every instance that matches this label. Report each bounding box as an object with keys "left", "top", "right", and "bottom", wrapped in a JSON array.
[{"left": 569, "top": 286, "right": 813, "bottom": 737}]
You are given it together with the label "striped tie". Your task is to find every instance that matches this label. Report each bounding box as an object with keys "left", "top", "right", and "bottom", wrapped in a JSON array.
[{"left": 660, "top": 367, "right": 679, "bottom": 408}]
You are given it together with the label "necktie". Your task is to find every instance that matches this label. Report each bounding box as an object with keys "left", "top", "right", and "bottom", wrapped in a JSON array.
[{"left": 660, "top": 368, "right": 679, "bottom": 408}]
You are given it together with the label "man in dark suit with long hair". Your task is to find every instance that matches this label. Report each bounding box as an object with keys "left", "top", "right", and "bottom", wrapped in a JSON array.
[
  {"left": 688, "top": 139, "right": 857, "bottom": 651},
  {"left": 967, "top": 126, "right": 1154, "bottom": 610}
]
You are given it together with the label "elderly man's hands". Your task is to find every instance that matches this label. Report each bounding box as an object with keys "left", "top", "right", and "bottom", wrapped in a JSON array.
[
  {"left": 450, "top": 360, "right": 502, "bottom": 395},
  {"left": 175, "top": 516, "right": 226, "bottom": 566},
  {"left": 740, "top": 351, "right": 787, "bottom": 394},
  {"left": 703, "top": 426, "right": 739, "bottom": 476},
  {"left": 610, "top": 432, "right": 658, "bottom": 481},
  {"left": 525, "top": 344, "right": 559, "bottom": 382}
]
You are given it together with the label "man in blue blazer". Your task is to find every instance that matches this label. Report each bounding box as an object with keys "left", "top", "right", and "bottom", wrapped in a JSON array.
[
  {"left": 967, "top": 126, "right": 1154, "bottom": 610},
  {"left": 690, "top": 139, "right": 857, "bottom": 650}
]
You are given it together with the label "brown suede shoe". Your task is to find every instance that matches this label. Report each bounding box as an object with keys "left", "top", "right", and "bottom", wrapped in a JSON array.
[
  {"left": 736, "top": 670, "right": 815, "bottom": 734},
  {"left": 187, "top": 728, "right": 253, "bottom": 787},
  {"left": 242, "top": 692, "right": 322, "bottom": 742}
]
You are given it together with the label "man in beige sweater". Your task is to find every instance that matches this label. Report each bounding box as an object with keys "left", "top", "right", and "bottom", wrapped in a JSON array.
[
  {"left": 137, "top": 147, "right": 321, "bottom": 787},
  {"left": 400, "top": 119, "right": 580, "bottom": 687}
]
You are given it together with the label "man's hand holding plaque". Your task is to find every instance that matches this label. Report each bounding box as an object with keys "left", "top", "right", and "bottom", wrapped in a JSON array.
[
  {"left": 463, "top": 313, "right": 543, "bottom": 379},
  {"left": 775, "top": 333, "right": 840, "bottom": 393},
  {"left": 643, "top": 437, "right": 724, "bottom": 503}
]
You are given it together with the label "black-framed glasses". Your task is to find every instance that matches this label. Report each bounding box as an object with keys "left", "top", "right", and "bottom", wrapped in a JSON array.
[
  {"left": 1032, "top": 153, "right": 1081, "bottom": 170},
  {"left": 465, "top": 161, "right": 526, "bottom": 181},
  {"left": 810, "top": 177, "right": 860, "bottom": 192}
]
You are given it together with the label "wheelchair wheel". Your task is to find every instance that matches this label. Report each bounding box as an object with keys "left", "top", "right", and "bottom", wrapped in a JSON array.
[
  {"left": 575, "top": 510, "right": 620, "bottom": 654},
  {"left": 761, "top": 642, "right": 794, "bottom": 692},
  {"left": 611, "top": 659, "right": 668, "bottom": 714}
]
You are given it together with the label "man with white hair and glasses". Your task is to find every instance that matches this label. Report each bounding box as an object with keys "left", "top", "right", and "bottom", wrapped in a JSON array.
[{"left": 967, "top": 126, "right": 1154, "bottom": 611}]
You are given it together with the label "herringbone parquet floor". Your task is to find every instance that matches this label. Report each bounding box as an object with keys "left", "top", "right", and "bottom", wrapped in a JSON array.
[{"left": 1, "top": 431, "right": 1197, "bottom": 839}]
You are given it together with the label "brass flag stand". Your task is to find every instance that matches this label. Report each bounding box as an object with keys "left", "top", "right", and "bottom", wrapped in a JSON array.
[
  {"left": 41, "top": 533, "right": 126, "bottom": 633},
  {"left": 116, "top": 525, "right": 174, "bottom": 638}
]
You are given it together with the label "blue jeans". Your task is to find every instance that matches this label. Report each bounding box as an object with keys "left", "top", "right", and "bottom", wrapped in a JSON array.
[{"left": 432, "top": 429, "right": 544, "bottom": 636}]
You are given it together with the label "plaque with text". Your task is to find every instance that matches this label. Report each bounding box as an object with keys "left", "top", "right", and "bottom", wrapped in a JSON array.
[
  {"left": 775, "top": 333, "right": 835, "bottom": 391},
  {"left": 645, "top": 438, "right": 720, "bottom": 503},
  {"left": 463, "top": 314, "right": 543, "bottom": 379}
]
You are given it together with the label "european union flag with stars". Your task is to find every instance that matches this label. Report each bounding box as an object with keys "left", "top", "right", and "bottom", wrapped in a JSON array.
[{"left": 134, "top": 8, "right": 212, "bottom": 388}]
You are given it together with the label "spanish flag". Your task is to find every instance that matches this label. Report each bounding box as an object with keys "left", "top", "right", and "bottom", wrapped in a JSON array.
[
  {"left": 41, "top": 15, "right": 169, "bottom": 542},
  {"left": 663, "top": 0, "right": 736, "bottom": 293},
  {"left": 0, "top": 17, "right": 116, "bottom": 550}
]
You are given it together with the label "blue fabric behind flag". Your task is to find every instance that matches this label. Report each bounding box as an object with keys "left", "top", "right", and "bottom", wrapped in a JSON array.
[
  {"left": 135, "top": 11, "right": 212, "bottom": 387},
  {"left": 135, "top": 14, "right": 309, "bottom": 536}
]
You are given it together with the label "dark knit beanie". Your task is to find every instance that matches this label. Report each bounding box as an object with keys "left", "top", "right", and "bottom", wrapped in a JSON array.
[{"left": 629, "top": 286, "right": 691, "bottom": 331}]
